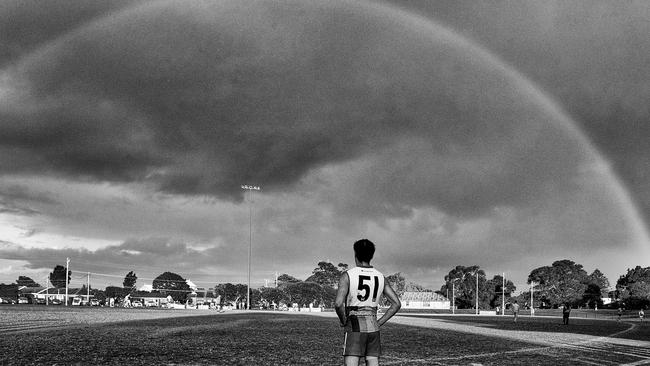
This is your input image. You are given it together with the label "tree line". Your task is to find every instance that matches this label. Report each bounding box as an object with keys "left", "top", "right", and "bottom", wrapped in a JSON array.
[
  {"left": 440, "top": 260, "right": 650, "bottom": 310},
  {"left": 2, "top": 259, "right": 648, "bottom": 310},
  {"left": 0, "top": 261, "right": 423, "bottom": 308}
]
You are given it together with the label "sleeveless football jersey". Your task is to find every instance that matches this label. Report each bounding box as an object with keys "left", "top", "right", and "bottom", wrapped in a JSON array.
[{"left": 345, "top": 266, "right": 385, "bottom": 333}]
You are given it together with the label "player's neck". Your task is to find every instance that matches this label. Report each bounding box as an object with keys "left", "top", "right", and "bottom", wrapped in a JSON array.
[{"left": 355, "top": 260, "right": 372, "bottom": 268}]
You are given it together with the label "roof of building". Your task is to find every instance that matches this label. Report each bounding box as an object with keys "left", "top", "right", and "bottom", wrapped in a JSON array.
[
  {"left": 19, "top": 287, "right": 87, "bottom": 296},
  {"left": 400, "top": 291, "right": 448, "bottom": 302},
  {"left": 18, "top": 286, "right": 45, "bottom": 293}
]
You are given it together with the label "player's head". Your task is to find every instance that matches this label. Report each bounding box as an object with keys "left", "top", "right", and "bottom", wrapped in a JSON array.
[{"left": 353, "top": 238, "right": 375, "bottom": 263}]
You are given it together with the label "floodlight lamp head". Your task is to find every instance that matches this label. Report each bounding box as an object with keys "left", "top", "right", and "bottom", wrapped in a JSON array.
[{"left": 241, "top": 185, "right": 261, "bottom": 190}]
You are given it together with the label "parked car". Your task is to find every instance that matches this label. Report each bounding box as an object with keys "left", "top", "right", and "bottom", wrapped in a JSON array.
[
  {"left": 50, "top": 298, "right": 62, "bottom": 305},
  {"left": 90, "top": 299, "right": 100, "bottom": 306},
  {"left": 72, "top": 297, "right": 82, "bottom": 306},
  {"left": 35, "top": 298, "right": 46, "bottom": 305},
  {"left": 144, "top": 300, "right": 158, "bottom": 308},
  {"left": 132, "top": 300, "right": 143, "bottom": 307},
  {"left": 17, "top": 297, "right": 28, "bottom": 304}
]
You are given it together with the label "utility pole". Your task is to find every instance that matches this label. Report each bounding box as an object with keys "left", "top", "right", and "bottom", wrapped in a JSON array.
[
  {"left": 502, "top": 273, "right": 505, "bottom": 316},
  {"left": 65, "top": 257, "right": 69, "bottom": 306},
  {"left": 475, "top": 272, "right": 479, "bottom": 315},
  {"left": 241, "top": 184, "right": 261, "bottom": 311},
  {"left": 45, "top": 273, "right": 49, "bottom": 306}
]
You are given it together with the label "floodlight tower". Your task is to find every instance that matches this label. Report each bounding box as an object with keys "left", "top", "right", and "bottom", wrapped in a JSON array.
[{"left": 241, "top": 184, "right": 261, "bottom": 310}]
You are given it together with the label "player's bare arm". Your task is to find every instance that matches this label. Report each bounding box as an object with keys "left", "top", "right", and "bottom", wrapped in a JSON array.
[
  {"left": 378, "top": 278, "right": 401, "bottom": 327},
  {"left": 335, "top": 272, "right": 350, "bottom": 326}
]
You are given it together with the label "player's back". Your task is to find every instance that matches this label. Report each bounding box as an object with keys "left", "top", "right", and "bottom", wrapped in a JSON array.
[{"left": 345, "top": 266, "right": 385, "bottom": 333}]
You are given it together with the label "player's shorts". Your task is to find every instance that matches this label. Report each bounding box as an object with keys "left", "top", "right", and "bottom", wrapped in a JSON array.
[{"left": 343, "top": 331, "right": 381, "bottom": 357}]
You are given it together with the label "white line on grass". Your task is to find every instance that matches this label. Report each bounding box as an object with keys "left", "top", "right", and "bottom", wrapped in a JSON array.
[{"left": 379, "top": 316, "right": 650, "bottom": 365}]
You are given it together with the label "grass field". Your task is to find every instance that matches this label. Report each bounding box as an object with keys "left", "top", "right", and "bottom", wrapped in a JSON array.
[{"left": 1, "top": 306, "right": 649, "bottom": 365}]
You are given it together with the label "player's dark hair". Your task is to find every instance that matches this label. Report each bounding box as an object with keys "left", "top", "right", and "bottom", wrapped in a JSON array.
[{"left": 353, "top": 239, "right": 375, "bottom": 263}]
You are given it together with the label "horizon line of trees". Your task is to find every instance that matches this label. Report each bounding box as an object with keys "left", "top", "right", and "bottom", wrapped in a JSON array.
[
  {"left": 438, "top": 260, "right": 649, "bottom": 310},
  {"left": 2, "top": 260, "right": 648, "bottom": 310}
]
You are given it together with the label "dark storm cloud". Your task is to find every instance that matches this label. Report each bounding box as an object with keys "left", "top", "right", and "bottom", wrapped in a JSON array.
[
  {"left": 0, "top": 184, "right": 59, "bottom": 205},
  {"left": 384, "top": 0, "right": 650, "bottom": 222},
  {"left": 0, "top": 237, "right": 228, "bottom": 279},
  {"left": 0, "top": 0, "right": 138, "bottom": 66},
  {"left": 0, "top": 184, "right": 60, "bottom": 216},
  {"left": 1, "top": 0, "right": 595, "bottom": 218}
]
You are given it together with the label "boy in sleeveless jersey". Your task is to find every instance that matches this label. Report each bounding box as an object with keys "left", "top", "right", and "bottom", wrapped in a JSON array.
[{"left": 335, "top": 239, "right": 401, "bottom": 366}]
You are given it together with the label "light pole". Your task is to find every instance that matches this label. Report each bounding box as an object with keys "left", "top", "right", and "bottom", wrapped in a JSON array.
[
  {"left": 241, "top": 184, "right": 260, "bottom": 310},
  {"left": 451, "top": 277, "right": 461, "bottom": 314},
  {"left": 451, "top": 280, "right": 455, "bottom": 314},
  {"left": 530, "top": 281, "right": 537, "bottom": 316}
]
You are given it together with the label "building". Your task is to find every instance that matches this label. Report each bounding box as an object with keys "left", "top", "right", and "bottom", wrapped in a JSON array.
[
  {"left": 18, "top": 286, "right": 87, "bottom": 304},
  {"left": 400, "top": 291, "right": 450, "bottom": 310}
]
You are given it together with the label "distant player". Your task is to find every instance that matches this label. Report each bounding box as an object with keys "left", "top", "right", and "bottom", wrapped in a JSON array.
[
  {"left": 512, "top": 300, "right": 520, "bottom": 322},
  {"left": 562, "top": 303, "right": 571, "bottom": 325},
  {"left": 335, "top": 239, "right": 401, "bottom": 366},
  {"left": 639, "top": 309, "right": 645, "bottom": 323}
]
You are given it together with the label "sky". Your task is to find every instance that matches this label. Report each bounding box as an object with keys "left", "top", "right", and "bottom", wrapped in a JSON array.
[{"left": 1, "top": 0, "right": 649, "bottom": 293}]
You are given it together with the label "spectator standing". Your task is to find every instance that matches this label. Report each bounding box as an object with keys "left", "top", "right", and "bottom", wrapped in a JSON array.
[{"left": 562, "top": 303, "right": 571, "bottom": 325}]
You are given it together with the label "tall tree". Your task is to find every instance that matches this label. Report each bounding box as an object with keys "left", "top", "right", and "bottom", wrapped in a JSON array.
[
  {"left": 439, "top": 265, "right": 486, "bottom": 309},
  {"left": 586, "top": 269, "right": 610, "bottom": 299},
  {"left": 152, "top": 272, "right": 191, "bottom": 302},
  {"left": 259, "top": 287, "right": 286, "bottom": 306},
  {"left": 616, "top": 266, "right": 650, "bottom": 308},
  {"left": 484, "top": 274, "right": 516, "bottom": 309},
  {"left": 582, "top": 283, "right": 604, "bottom": 309},
  {"left": 213, "top": 283, "right": 249, "bottom": 305},
  {"left": 528, "top": 259, "right": 590, "bottom": 307},
  {"left": 16, "top": 276, "right": 40, "bottom": 288},
  {"left": 49, "top": 265, "right": 71, "bottom": 289},
  {"left": 284, "top": 281, "right": 324, "bottom": 306},
  {"left": 123, "top": 271, "right": 137, "bottom": 290},
  {"left": 276, "top": 274, "right": 301, "bottom": 287},
  {"left": 305, "top": 261, "right": 347, "bottom": 288}
]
